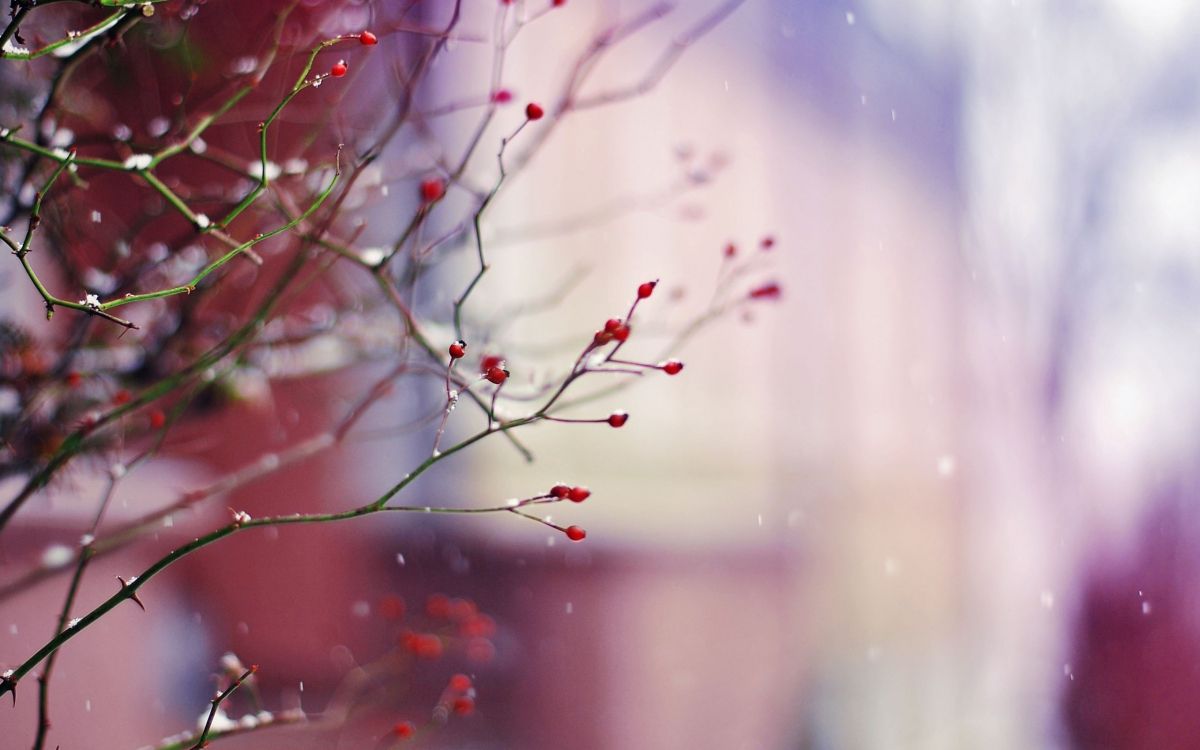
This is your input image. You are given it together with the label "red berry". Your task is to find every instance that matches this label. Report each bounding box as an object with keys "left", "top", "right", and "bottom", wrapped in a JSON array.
[
  {"left": 567, "top": 486, "right": 590, "bottom": 503},
  {"left": 426, "top": 593, "right": 451, "bottom": 618},
  {"left": 453, "top": 696, "right": 475, "bottom": 716},
  {"left": 480, "top": 354, "right": 503, "bottom": 372},
  {"left": 748, "top": 282, "right": 782, "bottom": 300},
  {"left": 459, "top": 613, "right": 496, "bottom": 638},
  {"left": 661, "top": 360, "right": 684, "bottom": 375},
  {"left": 449, "top": 340, "right": 466, "bottom": 359},
  {"left": 359, "top": 30, "right": 378, "bottom": 45},
  {"left": 724, "top": 242, "right": 737, "bottom": 258},
  {"left": 760, "top": 235, "right": 775, "bottom": 250},
  {"left": 466, "top": 637, "right": 496, "bottom": 664},
  {"left": 416, "top": 634, "right": 443, "bottom": 659},
  {"left": 592, "top": 330, "right": 614, "bottom": 346},
  {"left": 485, "top": 366, "right": 509, "bottom": 385},
  {"left": 604, "top": 318, "right": 622, "bottom": 333},
  {"left": 525, "top": 102, "right": 544, "bottom": 120},
  {"left": 612, "top": 324, "right": 631, "bottom": 343},
  {"left": 148, "top": 409, "right": 166, "bottom": 429},
  {"left": 379, "top": 594, "right": 405, "bottom": 620},
  {"left": 553, "top": 0, "right": 566, "bottom": 5},
  {"left": 492, "top": 89, "right": 513, "bottom": 104},
  {"left": 420, "top": 177, "right": 445, "bottom": 202},
  {"left": 112, "top": 389, "right": 132, "bottom": 406},
  {"left": 331, "top": 60, "right": 348, "bottom": 77},
  {"left": 66, "top": 371, "right": 82, "bottom": 388},
  {"left": 607, "top": 412, "right": 628, "bottom": 428},
  {"left": 448, "top": 597, "right": 477, "bottom": 622},
  {"left": 449, "top": 673, "right": 472, "bottom": 692},
  {"left": 637, "top": 280, "right": 657, "bottom": 299},
  {"left": 565, "top": 525, "right": 586, "bottom": 541},
  {"left": 550, "top": 484, "right": 571, "bottom": 499},
  {"left": 393, "top": 721, "right": 416, "bottom": 739}
]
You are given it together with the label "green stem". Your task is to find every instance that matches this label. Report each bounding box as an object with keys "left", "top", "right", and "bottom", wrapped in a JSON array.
[
  {"left": 0, "top": 11, "right": 127, "bottom": 61},
  {"left": 102, "top": 159, "right": 341, "bottom": 310},
  {"left": 0, "top": 416, "right": 539, "bottom": 699},
  {"left": 0, "top": 132, "right": 124, "bottom": 170},
  {"left": 190, "top": 666, "right": 257, "bottom": 750},
  {"left": 0, "top": 239, "right": 320, "bottom": 540},
  {"left": 218, "top": 31, "right": 351, "bottom": 229}
]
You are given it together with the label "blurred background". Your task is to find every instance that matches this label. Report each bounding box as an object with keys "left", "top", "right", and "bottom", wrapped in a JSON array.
[{"left": 4, "top": 0, "right": 1200, "bottom": 748}]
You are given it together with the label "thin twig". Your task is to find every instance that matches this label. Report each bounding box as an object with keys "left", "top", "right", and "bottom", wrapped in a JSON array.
[{"left": 190, "top": 665, "right": 258, "bottom": 750}]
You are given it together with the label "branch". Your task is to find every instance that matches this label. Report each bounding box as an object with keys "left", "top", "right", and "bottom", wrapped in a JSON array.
[
  {"left": 32, "top": 473, "right": 120, "bottom": 750},
  {"left": 0, "top": 10, "right": 129, "bottom": 61},
  {"left": 571, "top": 0, "right": 746, "bottom": 111},
  {"left": 190, "top": 666, "right": 258, "bottom": 750}
]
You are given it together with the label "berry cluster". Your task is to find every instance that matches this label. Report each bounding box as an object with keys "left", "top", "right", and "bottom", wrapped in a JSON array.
[
  {"left": 0, "top": 3, "right": 771, "bottom": 741},
  {"left": 384, "top": 593, "right": 497, "bottom": 742},
  {"left": 326, "top": 30, "right": 379, "bottom": 78},
  {"left": 430, "top": 280, "right": 692, "bottom": 542},
  {"left": 719, "top": 234, "right": 784, "bottom": 304},
  {"left": 550, "top": 484, "right": 591, "bottom": 502}
]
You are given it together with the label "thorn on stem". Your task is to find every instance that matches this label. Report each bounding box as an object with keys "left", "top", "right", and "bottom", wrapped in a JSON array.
[{"left": 117, "top": 576, "right": 145, "bottom": 611}]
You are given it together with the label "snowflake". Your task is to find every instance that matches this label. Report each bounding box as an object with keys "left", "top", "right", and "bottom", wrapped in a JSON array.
[
  {"left": 122, "top": 153, "right": 153, "bottom": 170},
  {"left": 2, "top": 40, "right": 30, "bottom": 57}
]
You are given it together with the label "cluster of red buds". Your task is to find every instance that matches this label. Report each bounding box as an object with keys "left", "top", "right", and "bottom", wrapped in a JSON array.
[
  {"left": 580, "top": 280, "right": 686, "bottom": 376},
  {"left": 550, "top": 484, "right": 591, "bottom": 503},
  {"left": 384, "top": 593, "right": 496, "bottom": 743},
  {"left": 435, "top": 279, "right": 696, "bottom": 541},
  {"left": 720, "top": 235, "right": 784, "bottom": 304},
  {"left": 325, "top": 30, "right": 379, "bottom": 78}
]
